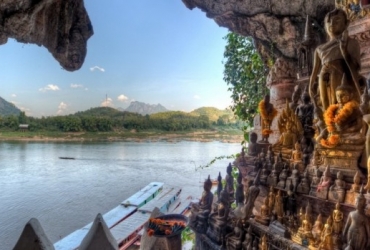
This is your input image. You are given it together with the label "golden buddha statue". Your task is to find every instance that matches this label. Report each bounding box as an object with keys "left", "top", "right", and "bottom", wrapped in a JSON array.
[
  {"left": 268, "top": 186, "right": 275, "bottom": 215},
  {"left": 332, "top": 202, "right": 344, "bottom": 235},
  {"left": 274, "top": 190, "right": 284, "bottom": 223},
  {"left": 259, "top": 234, "right": 268, "bottom": 250},
  {"left": 312, "top": 214, "right": 323, "bottom": 241},
  {"left": 320, "top": 76, "right": 363, "bottom": 148},
  {"left": 298, "top": 204, "right": 313, "bottom": 240},
  {"left": 256, "top": 197, "right": 270, "bottom": 226},
  {"left": 319, "top": 216, "right": 334, "bottom": 250},
  {"left": 309, "top": 8, "right": 362, "bottom": 111},
  {"left": 291, "top": 141, "right": 303, "bottom": 162}
]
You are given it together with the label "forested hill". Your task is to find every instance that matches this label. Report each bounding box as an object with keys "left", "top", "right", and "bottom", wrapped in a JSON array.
[
  {"left": 0, "top": 106, "right": 242, "bottom": 132},
  {"left": 0, "top": 96, "right": 21, "bottom": 116}
]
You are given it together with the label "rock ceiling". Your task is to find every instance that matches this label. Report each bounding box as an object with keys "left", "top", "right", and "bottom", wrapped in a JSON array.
[
  {"left": 182, "top": 0, "right": 335, "bottom": 63},
  {"left": 0, "top": 0, "right": 93, "bottom": 71}
]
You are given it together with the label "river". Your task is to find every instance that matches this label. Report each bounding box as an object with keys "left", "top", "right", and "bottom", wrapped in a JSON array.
[{"left": 0, "top": 140, "right": 241, "bottom": 249}]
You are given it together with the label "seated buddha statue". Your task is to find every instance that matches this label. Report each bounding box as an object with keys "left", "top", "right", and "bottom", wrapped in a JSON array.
[
  {"left": 309, "top": 167, "right": 322, "bottom": 196},
  {"left": 225, "top": 223, "right": 243, "bottom": 250},
  {"left": 286, "top": 164, "right": 300, "bottom": 192},
  {"left": 256, "top": 197, "right": 270, "bottom": 225},
  {"left": 242, "top": 226, "right": 253, "bottom": 250},
  {"left": 296, "top": 171, "right": 310, "bottom": 194},
  {"left": 225, "top": 163, "right": 235, "bottom": 201},
  {"left": 291, "top": 141, "right": 303, "bottom": 163},
  {"left": 267, "top": 163, "right": 279, "bottom": 187},
  {"left": 274, "top": 190, "right": 284, "bottom": 223},
  {"left": 312, "top": 214, "right": 323, "bottom": 242},
  {"left": 276, "top": 165, "right": 288, "bottom": 189},
  {"left": 266, "top": 145, "right": 275, "bottom": 167},
  {"left": 238, "top": 147, "right": 247, "bottom": 168},
  {"left": 319, "top": 216, "right": 334, "bottom": 250},
  {"left": 189, "top": 175, "right": 214, "bottom": 233},
  {"left": 247, "top": 132, "right": 259, "bottom": 157},
  {"left": 273, "top": 121, "right": 298, "bottom": 157},
  {"left": 207, "top": 189, "right": 230, "bottom": 243},
  {"left": 260, "top": 163, "right": 269, "bottom": 185},
  {"left": 268, "top": 186, "right": 275, "bottom": 215},
  {"left": 328, "top": 171, "right": 346, "bottom": 203},
  {"left": 320, "top": 76, "right": 363, "bottom": 148},
  {"left": 345, "top": 171, "right": 362, "bottom": 205},
  {"left": 316, "top": 165, "right": 332, "bottom": 200}
]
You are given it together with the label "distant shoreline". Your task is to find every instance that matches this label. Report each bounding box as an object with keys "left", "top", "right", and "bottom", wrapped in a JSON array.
[{"left": 0, "top": 130, "right": 244, "bottom": 144}]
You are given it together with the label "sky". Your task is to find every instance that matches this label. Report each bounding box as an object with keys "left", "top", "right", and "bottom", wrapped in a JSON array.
[{"left": 0, "top": 1, "right": 231, "bottom": 117}]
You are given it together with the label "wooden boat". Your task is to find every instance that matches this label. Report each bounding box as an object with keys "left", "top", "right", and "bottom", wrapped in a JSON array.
[{"left": 59, "top": 157, "right": 75, "bottom": 160}]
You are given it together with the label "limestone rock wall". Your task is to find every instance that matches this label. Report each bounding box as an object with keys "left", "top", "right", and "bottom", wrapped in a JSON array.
[
  {"left": 0, "top": 0, "right": 93, "bottom": 71},
  {"left": 182, "top": 0, "right": 334, "bottom": 64}
]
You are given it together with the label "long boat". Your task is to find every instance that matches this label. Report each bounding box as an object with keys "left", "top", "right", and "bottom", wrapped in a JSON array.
[{"left": 54, "top": 182, "right": 164, "bottom": 250}]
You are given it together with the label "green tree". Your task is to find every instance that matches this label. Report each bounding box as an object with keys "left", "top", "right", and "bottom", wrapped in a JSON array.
[{"left": 223, "top": 32, "right": 269, "bottom": 129}]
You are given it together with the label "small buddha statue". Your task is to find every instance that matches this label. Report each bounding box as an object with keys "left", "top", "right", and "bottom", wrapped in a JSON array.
[
  {"left": 319, "top": 216, "right": 334, "bottom": 250},
  {"left": 256, "top": 197, "right": 270, "bottom": 226},
  {"left": 267, "top": 164, "right": 279, "bottom": 187},
  {"left": 332, "top": 202, "right": 344, "bottom": 235},
  {"left": 247, "top": 132, "right": 260, "bottom": 157},
  {"left": 309, "top": 167, "right": 322, "bottom": 196},
  {"left": 328, "top": 171, "right": 346, "bottom": 203},
  {"left": 276, "top": 164, "right": 288, "bottom": 189},
  {"left": 298, "top": 207, "right": 305, "bottom": 226},
  {"left": 225, "top": 223, "right": 243, "bottom": 250},
  {"left": 207, "top": 189, "right": 230, "bottom": 243},
  {"left": 343, "top": 186, "right": 370, "bottom": 250},
  {"left": 252, "top": 154, "right": 263, "bottom": 176},
  {"left": 225, "top": 163, "right": 235, "bottom": 200},
  {"left": 285, "top": 182, "right": 297, "bottom": 216},
  {"left": 291, "top": 141, "right": 303, "bottom": 163},
  {"left": 312, "top": 214, "right": 323, "bottom": 241},
  {"left": 243, "top": 170, "right": 261, "bottom": 220},
  {"left": 242, "top": 226, "right": 253, "bottom": 250},
  {"left": 296, "top": 88, "right": 315, "bottom": 138},
  {"left": 266, "top": 145, "right": 275, "bottom": 168},
  {"left": 360, "top": 89, "right": 370, "bottom": 115},
  {"left": 268, "top": 186, "right": 275, "bottom": 215},
  {"left": 235, "top": 182, "right": 244, "bottom": 206},
  {"left": 238, "top": 147, "right": 247, "bottom": 168},
  {"left": 275, "top": 152, "right": 284, "bottom": 172},
  {"left": 345, "top": 171, "right": 362, "bottom": 205},
  {"left": 274, "top": 190, "right": 284, "bottom": 223},
  {"left": 289, "top": 164, "right": 300, "bottom": 192},
  {"left": 311, "top": 148, "right": 323, "bottom": 166},
  {"left": 316, "top": 165, "right": 331, "bottom": 200},
  {"left": 259, "top": 234, "right": 268, "bottom": 250},
  {"left": 272, "top": 121, "right": 298, "bottom": 155},
  {"left": 260, "top": 163, "right": 269, "bottom": 185},
  {"left": 189, "top": 175, "right": 214, "bottom": 232},
  {"left": 297, "top": 171, "right": 310, "bottom": 194},
  {"left": 297, "top": 203, "right": 313, "bottom": 241}
]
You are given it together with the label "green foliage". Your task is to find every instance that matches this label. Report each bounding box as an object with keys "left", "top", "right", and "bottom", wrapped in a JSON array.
[
  {"left": 197, "top": 155, "right": 236, "bottom": 169},
  {"left": 223, "top": 32, "right": 269, "bottom": 129}
]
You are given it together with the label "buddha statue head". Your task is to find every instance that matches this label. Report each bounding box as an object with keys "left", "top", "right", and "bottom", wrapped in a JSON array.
[
  {"left": 294, "top": 141, "right": 301, "bottom": 151},
  {"left": 323, "top": 165, "right": 331, "bottom": 179},
  {"left": 301, "top": 88, "right": 311, "bottom": 104},
  {"left": 217, "top": 172, "right": 222, "bottom": 182},
  {"left": 204, "top": 175, "right": 213, "bottom": 192},
  {"left": 337, "top": 171, "right": 343, "bottom": 181},
  {"left": 324, "top": 8, "right": 348, "bottom": 39},
  {"left": 227, "top": 163, "right": 232, "bottom": 175},
  {"left": 250, "top": 132, "right": 257, "bottom": 144},
  {"left": 336, "top": 75, "right": 354, "bottom": 107}
]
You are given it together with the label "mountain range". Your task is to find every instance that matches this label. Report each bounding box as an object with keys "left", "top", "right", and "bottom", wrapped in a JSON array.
[{"left": 0, "top": 96, "right": 21, "bottom": 116}]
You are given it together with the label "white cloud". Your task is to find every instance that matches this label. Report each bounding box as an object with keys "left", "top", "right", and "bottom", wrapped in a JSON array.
[
  {"left": 193, "top": 95, "right": 201, "bottom": 100},
  {"left": 90, "top": 66, "right": 105, "bottom": 72},
  {"left": 101, "top": 98, "right": 114, "bottom": 107},
  {"left": 71, "top": 84, "right": 83, "bottom": 88},
  {"left": 57, "top": 102, "right": 68, "bottom": 115},
  {"left": 117, "top": 94, "right": 128, "bottom": 102},
  {"left": 11, "top": 94, "right": 16, "bottom": 97},
  {"left": 39, "top": 84, "right": 60, "bottom": 92}
]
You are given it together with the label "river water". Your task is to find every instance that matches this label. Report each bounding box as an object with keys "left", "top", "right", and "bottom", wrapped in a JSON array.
[{"left": 0, "top": 141, "right": 241, "bottom": 249}]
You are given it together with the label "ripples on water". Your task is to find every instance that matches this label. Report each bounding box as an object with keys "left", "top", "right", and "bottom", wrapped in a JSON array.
[{"left": 0, "top": 141, "right": 241, "bottom": 249}]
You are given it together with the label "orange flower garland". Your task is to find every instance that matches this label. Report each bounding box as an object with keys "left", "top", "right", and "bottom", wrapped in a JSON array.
[
  {"left": 320, "top": 101, "right": 359, "bottom": 147},
  {"left": 258, "top": 100, "right": 278, "bottom": 135}
]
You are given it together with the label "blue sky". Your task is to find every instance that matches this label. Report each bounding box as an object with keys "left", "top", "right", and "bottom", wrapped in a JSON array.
[{"left": 0, "top": 1, "right": 231, "bottom": 117}]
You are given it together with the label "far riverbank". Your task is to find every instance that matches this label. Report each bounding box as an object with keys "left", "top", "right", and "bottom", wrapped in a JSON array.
[{"left": 0, "top": 128, "right": 244, "bottom": 143}]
